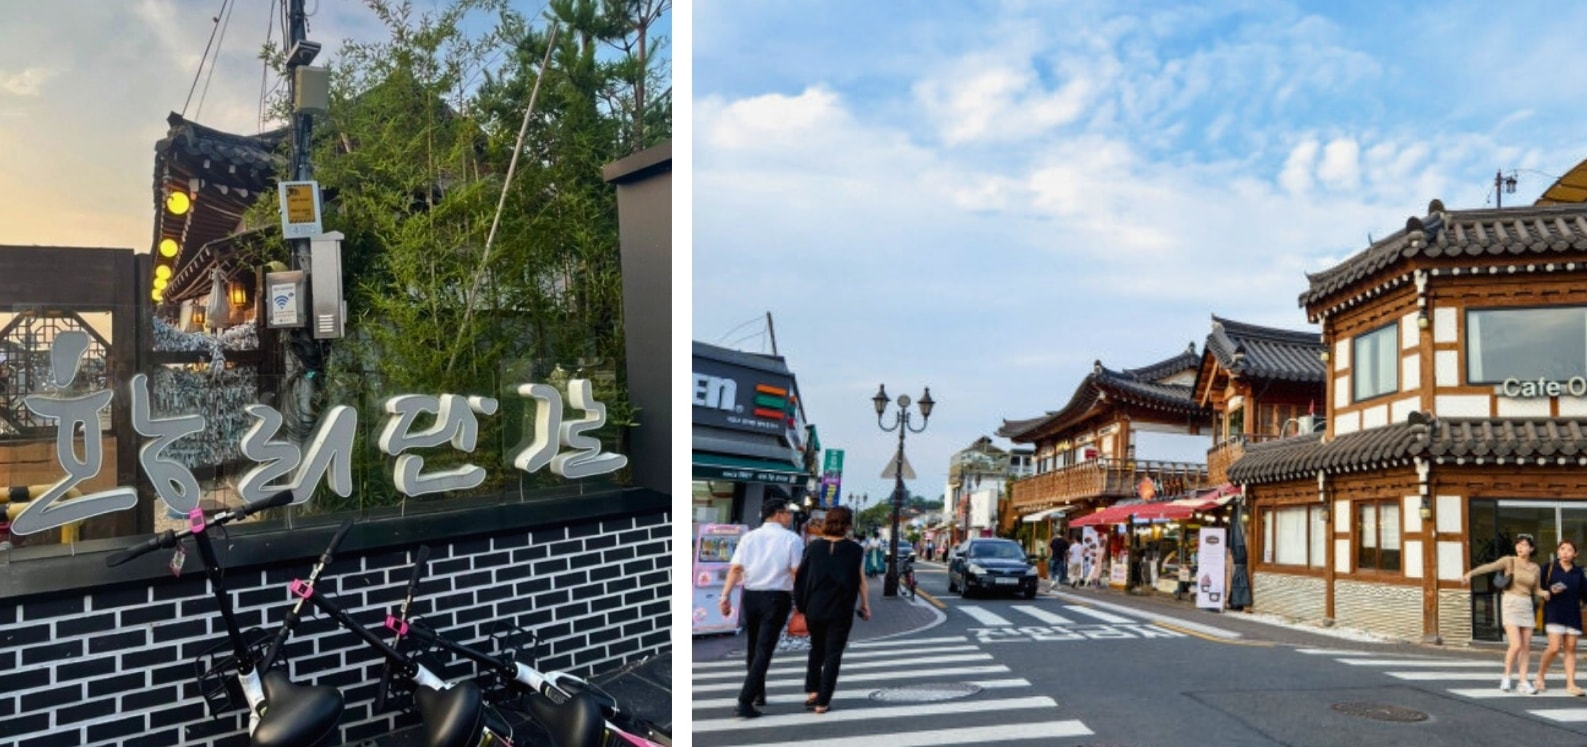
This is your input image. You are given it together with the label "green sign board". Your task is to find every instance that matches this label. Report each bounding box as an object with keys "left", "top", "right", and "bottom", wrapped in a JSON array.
[{"left": 822, "top": 449, "right": 845, "bottom": 475}]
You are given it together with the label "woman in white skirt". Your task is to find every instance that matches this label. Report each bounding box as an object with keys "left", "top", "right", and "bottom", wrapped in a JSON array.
[{"left": 1464, "top": 534, "right": 1543, "bottom": 694}]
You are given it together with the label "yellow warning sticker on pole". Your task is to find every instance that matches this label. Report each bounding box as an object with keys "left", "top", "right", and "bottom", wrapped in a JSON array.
[{"left": 278, "top": 180, "right": 323, "bottom": 238}]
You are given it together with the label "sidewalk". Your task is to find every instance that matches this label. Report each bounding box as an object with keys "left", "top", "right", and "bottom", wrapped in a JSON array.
[{"left": 692, "top": 577, "right": 944, "bottom": 664}]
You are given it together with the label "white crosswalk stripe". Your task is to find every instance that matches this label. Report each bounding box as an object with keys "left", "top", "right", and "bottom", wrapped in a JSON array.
[
  {"left": 953, "top": 601, "right": 1144, "bottom": 627},
  {"left": 1293, "top": 644, "right": 1587, "bottom": 721},
  {"left": 692, "top": 635, "right": 1092, "bottom": 746},
  {"left": 957, "top": 605, "right": 1014, "bottom": 625}
]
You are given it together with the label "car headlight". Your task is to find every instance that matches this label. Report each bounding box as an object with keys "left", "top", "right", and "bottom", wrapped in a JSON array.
[
  {"left": 1023, "top": 567, "right": 1038, "bottom": 576},
  {"left": 967, "top": 563, "right": 986, "bottom": 575}
]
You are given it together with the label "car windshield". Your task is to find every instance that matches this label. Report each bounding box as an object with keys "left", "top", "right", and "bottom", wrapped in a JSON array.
[{"left": 969, "top": 542, "right": 1025, "bottom": 560}]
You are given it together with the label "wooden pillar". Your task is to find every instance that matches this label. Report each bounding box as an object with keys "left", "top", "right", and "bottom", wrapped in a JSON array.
[{"left": 1418, "top": 459, "right": 1441, "bottom": 644}]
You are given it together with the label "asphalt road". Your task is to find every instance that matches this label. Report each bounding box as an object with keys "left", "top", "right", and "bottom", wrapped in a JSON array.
[{"left": 691, "top": 560, "right": 1587, "bottom": 747}]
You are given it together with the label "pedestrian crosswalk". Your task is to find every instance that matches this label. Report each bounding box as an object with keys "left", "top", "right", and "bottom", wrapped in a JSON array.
[
  {"left": 947, "top": 601, "right": 1189, "bottom": 645},
  {"left": 691, "top": 635, "right": 1094, "bottom": 746},
  {"left": 1294, "top": 646, "right": 1587, "bottom": 723}
]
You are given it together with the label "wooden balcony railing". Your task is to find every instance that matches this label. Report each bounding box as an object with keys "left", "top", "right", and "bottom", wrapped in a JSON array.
[
  {"left": 1206, "top": 433, "right": 1291, "bottom": 485},
  {"left": 1010, "top": 458, "right": 1211, "bottom": 512}
]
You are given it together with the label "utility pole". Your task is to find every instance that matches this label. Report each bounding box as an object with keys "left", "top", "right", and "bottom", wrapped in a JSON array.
[{"left": 284, "top": 0, "right": 327, "bottom": 431}]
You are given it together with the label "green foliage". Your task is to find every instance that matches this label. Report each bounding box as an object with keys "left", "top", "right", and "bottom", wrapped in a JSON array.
[{"left": 245, "top": 0, "right": 667, "bottom": 506}]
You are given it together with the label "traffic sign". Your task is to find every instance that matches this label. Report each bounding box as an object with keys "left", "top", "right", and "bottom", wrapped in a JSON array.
[{"left": 880, "top": 453, "right": 916, "bottom": 480}]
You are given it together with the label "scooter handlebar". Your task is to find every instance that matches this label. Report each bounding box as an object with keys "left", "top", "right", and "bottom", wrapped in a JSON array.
[{"left": 103, "top": 491, "right": 295, "bottom": 567}]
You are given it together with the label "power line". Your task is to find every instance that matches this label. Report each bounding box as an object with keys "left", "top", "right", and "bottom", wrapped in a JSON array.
[
  {"left": 257, "top": 0, "right": 278, "bottom": 133},
  {"left": 194, "top": 0, "right": 238, "bottom": 122},
  {"left": 181, "top": 0, "right": 230, "bottom": 119}
]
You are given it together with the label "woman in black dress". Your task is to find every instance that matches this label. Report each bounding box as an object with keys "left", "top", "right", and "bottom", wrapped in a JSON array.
[
  {"left": 794, "top": 506, "right": 871, "bottom": 713},
  {"left": 1536, "top": 539, "right": 1587, "bottom": 696}
]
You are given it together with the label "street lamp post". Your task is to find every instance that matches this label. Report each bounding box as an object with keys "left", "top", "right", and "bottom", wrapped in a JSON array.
[{"left": 873, "top": 383, "right": 934, "bottom": 597}]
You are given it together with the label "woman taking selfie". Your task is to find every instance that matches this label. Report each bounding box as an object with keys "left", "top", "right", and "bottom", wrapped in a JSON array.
[{"left": 1463, "top": 533, "right": 1542, "bottom": 693}]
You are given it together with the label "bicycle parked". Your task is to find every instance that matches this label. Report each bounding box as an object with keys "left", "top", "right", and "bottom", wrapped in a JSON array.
[
  {"left": 387, "top": 545, "right": 671, "bottom": 747},
  {"left": 898, "top": 551, "right": 918, "bottom": 600},
  {"left": 106, "top": 492, "right": 345, "bottom": 747}
]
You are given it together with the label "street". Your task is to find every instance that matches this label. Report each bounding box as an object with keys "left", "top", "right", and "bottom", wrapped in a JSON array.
[{"left": 691, "top": 561, "right": 1587, "bottom": 746}]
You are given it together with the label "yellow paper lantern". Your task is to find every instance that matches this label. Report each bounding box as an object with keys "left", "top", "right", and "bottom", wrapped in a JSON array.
[
  {"left": 153, "top": 277, "right": 168, "bottom": 291},
  {"left": 151, "top": 288, "right": 163, "bottom": 302},
  {"left": 166, "top": 191, "right": 191, "bottom": 215},
  {"left": 159, "top": 238, "right": 179, "bottom": 258},
  {"left": 154, "top": 265, "right": 172, "bottom": 280}
]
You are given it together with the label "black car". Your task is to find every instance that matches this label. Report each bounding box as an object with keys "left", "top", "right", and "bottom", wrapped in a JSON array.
[{"left": 947, "top": 538, "right": 1038, "bottom": 598}]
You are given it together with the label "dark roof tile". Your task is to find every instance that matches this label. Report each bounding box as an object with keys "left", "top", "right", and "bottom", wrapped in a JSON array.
[{"left": 1230, "top": 417, "right": 1587, "bottom": 485}]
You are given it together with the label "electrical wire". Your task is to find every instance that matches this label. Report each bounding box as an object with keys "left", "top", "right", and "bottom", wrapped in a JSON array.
[
  {"left": 181, "top": 0, "right": 230, "bottom": 118},
  {"left": 257, "top": 0, "right": 278, "bottom": 133},
  {"left": 194, "top": 0, "right": 238, "bottom": 122}
]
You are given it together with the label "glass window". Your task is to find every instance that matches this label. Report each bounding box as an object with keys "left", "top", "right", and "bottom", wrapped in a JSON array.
[
  {"left": 1265, "top": 505, "right": 1326, "bottom": 568},
  {"left": 1353, "top": 323, "right": 1398, "bottom": 401},
  {"left": 1356, "top": 501, "right": 1402, "bottom": 572},
  {"left": 1467, "top": 306, "right": 1587, "bottom": 384}
]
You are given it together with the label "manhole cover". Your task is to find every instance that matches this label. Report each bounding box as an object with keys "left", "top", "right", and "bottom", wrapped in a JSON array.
[
  {"left": 1331, "top": 702, "right": 1429, "bottom": 722},
  {"left": 869, "top": 683, "right": 983, "bottom": 703}
]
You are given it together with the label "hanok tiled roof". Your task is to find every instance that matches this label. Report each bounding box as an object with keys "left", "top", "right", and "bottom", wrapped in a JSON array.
[
  {"left": 153, "top": 113, "right": 288, "bottom": 298},
  {"left": 1203, "top": 316, "right": 1325, "bottom": 384},
  {"left": 1229, "top": 416, "right": 1587, "bottom": 485},
  {"left": 1300, "top": 201, "right": 1587, "bottom": 316},
  {"left": 999, "top": 346, "right": 1209, "bottom": 442}
]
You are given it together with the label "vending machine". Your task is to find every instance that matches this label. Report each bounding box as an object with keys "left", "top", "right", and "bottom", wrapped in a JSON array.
[{"left": 692, "top": 523, "right": 748, "bottom": 636}]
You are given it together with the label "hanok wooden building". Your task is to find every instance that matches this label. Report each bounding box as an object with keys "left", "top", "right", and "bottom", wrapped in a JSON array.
[
  {"left": 1000, "top": 346, "right": 1215, "bottom": 523},
  {"left": 1194, "top": 316, "right": 1327, "bottom": 487},
  {"left": 1231, "top": 199, "right": 1587, "bottom": 643}
]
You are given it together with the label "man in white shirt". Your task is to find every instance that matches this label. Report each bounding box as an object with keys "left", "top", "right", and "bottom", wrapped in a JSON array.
[{"left": 719, "top": 498, "right": 804, "bottom": 718}]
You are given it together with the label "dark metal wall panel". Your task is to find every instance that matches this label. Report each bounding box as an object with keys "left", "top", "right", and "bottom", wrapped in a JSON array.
[{"left": 608, "top": 144, "right": 672, "bottom": 497}]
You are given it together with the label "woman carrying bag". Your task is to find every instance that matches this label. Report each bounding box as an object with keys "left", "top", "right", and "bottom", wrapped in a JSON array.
[
  {"left": 794, "top": 506, "right": 870, "bottom": 714},
  {"left": 1535, "top": 539, "right": 1587, "bottom": 696},
  {"left": 1463, "top": 533, "right": 1543, "bottom": 693}
]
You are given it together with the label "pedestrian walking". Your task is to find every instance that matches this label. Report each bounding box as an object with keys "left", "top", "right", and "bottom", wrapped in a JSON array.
[
  {"left": 718, "top": 498, "right": 805, "bottom": 718},
  {"left": 1067, "top": 540, "right": 1083, "bottom": 588},
  {"left": 863, "top": 532, "right": 885, "bottom": 578},
  {"left": 1535, "top": 539, "right": 1587, "bottom": 696},
  {"left": 1463, "top": 533, "right": 1543, "bottom": 693},
  {"left": 793, "top": 505, "right": 870, "bottom": 714},
  {"left": 1049, "top": 532, "right": 1071, "bottom": 587}
]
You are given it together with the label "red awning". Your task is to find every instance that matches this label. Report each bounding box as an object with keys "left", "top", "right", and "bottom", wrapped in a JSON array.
[{"left": 1070, "top": 498, "right": 1224, "bottom": 526}]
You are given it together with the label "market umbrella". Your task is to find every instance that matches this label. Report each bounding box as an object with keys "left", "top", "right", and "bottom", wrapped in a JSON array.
[{"left": 1227, "top": 498, "right": 1253, "bottom": 610}]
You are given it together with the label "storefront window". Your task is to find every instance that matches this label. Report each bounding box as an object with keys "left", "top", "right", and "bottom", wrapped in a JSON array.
[
  {"left": 1356, "top": 500, "right": 1401, "bottom": 572},
  {"left": 1466, "top": 306, "right": 1587, "bottom": 384},
  {"left": 1353, "top": 323, "right": 1398, "bottom": 401},
  {"left": 1262, "top": 505, "right": 1325, "bottom": 567}
]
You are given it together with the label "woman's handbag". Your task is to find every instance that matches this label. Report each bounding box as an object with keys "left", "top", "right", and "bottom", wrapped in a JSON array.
[
  {"left": 787, "top": 610, "right": 809, "bottom": 637},
  {"left": 1494, "top": 571, "right": 1512, "bottom": 591}
]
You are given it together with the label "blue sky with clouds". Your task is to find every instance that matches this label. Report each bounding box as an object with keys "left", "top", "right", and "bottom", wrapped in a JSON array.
[{"left": 691, "top": 1, "right": 1587, "bottom": 511}]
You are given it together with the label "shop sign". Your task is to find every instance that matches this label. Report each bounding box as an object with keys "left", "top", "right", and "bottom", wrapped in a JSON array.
[
  {"left": 9, "top": 331, "right": 628, "bottom": 536},
  {"left": 1197, "top": 527, "right": 1227, "bottom": 609},
  {"left": 1497, "top": 376, "right": 1587, "bottom": 398},
  {"left": 691, "top": 357, "right": 795, "bottom": 436}
]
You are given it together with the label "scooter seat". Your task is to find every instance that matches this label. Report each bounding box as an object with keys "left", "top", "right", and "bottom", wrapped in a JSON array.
[
  {"left": 254, "top": 669, "right": 345, "bottom": 747},
  {"left": 415, "top": 680, "right": 485, "bottom": 747},
  {"left": 527, "top": 688, "right": 604, "bottom": 747}
]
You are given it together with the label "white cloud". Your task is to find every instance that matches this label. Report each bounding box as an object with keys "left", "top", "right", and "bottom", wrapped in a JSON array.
[
  {"left": 0, "top": 67, "right": 54, "bottom": 96},
  {"left": 1317, "top": 138, "right": 1361, "bottom": 191},
  {"left": 1279, "top": 139, "right": 1319, "bottom": 194},
  {"left": 912, "top": 49, "right": 1096, "bottom": 146}
]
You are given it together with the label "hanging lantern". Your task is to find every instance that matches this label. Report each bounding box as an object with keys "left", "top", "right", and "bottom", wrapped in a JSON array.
[
  {"left": 152, "top": 277, "right": 168, "bottom": 291},
  {"left": 228, "top": 279, "right": 248, "bottom": 308},
  {"left": 159, "top": 238, "right": 179, "bottom": 258},
  {"left": 154, "top": 265, "right": 172, "bottom": 281},
  {"left": 151, "top": 288, "right": 163, "bottom": 302},
  {"left": 166, "top": 190, "right": 191, "bottom": 215}
]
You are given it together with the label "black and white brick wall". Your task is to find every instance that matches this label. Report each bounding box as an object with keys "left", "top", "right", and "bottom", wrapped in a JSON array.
[{"left": 0, "top": 510, "right": 670, "bottom": 747}]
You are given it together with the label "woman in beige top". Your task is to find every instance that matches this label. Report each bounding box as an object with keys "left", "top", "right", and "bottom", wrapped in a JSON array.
[{"left": 1464, "top": 534, "right": 1543, "bottom": 694}]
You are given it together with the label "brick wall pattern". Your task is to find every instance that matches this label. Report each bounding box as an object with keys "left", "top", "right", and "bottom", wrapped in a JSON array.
[
  {"left": 0, "top": 510, "right": 671, "bottom": 747},
  {"left": 1251, "top": 572, "right": 1326, "bottom": 622}
]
